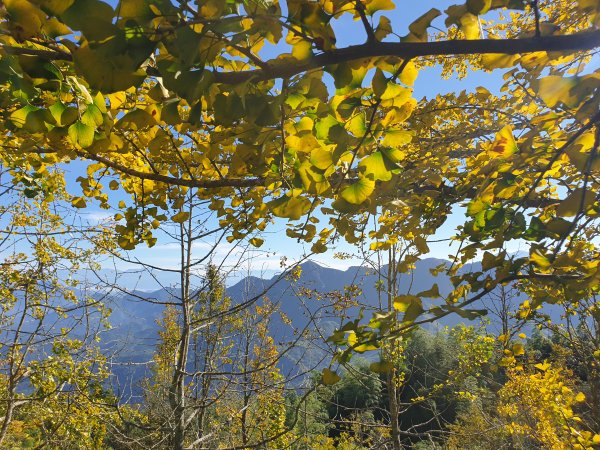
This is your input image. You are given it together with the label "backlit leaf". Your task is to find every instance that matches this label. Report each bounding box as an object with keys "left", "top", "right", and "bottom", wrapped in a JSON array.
[
  {"left": 489, "top": 125, "right": 518, "bottom": 158},
  {"left": 341, "top": 177, "right": 375, "bottom": 204},
  {"left": 382, "top": 128, "right": 412, "bottom": 147},
  {"left": 364, "top": 0, "right": 395, "bottom": 15},
  {"left": 481, "top": 53, "right": 520, "bottom": 70},
  {"left": 534, "top": 76, "right": 579, "bottom": 108},
  {"left": 68, "top": 121, "right": 95, "bottom": 148},
  {"left": 359, "top": 151, "right": 394, "bottom": 181}
]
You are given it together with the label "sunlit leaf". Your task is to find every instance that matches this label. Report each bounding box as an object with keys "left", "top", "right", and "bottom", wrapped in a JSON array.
[
  {"left": 481, "top": 53, "right": 520, "bottom": 70},
  {"left": 534, "top": 76, "right": 579, "bottom": 108},
  {"left": 68, "top": 121, "right": 95, "bottom": 148},
  {"left": 489, "top": 125, "right": 518, "bottom": 158},
  {"left": 341, "top": 177, "right": 375, "bottom": 204}
]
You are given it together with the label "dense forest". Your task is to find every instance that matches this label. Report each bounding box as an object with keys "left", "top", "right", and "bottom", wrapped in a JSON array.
[{"left": 1, "top": 0, "right": 600, "bottom": 448}]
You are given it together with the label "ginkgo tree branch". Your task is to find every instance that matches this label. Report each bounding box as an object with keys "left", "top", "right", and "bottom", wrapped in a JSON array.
[
  {"left": 79, "top": 152, "right": 265, "bottom": 189},
  {"left": 3, "top": 30, "right": 599, "bottom": 85},
  {"left": 211, "top": 30, "right": 600, "bottom": 84}
]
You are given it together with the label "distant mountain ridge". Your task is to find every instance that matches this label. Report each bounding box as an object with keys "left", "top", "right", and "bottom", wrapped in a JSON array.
[{"left": 94, "top": 257, "right": 562, "bottom": 398}]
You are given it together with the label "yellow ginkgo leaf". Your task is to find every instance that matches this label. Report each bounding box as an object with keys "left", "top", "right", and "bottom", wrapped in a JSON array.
[
  {"left": 556, "top": 188, "right": 595, "bottom": 217},
  {"left": 408, "top": 8, "right": 441, "bottom": 41},
  {"left": 172, "top": 211, "right": 190, "bottom": 223},
  {"left": 530, "top": 248, "right": 551, "bottom": 269},
  {"left": 249, "top": 237, "right": 264, "bottom": 248},
  {"left": 481, "top": 53, "right": 520, "bottom": 70},
  {"left": 4, "top": 0, "right": 45, "bottom": 39},
  {"left": 365, "top": 0, "right": 395, "bottom": 15},
  {"left": 489, "top": 125, "right": 518, "bottom": 158},
  {"left": 399, "top": 61, "right": 419, "bottom": 86},
  {"left": 321, "top": 368, "right": 341, "bottom": 385},
  {"left": 393, "top": 295, "right": 420, "bottom": 312},
  {"left": 512, "top": 343, "right": 525, "bottom": 356},
  {"left": 382, "top": 128, "right": 412, "bottom": 148},
  {"left": 534, "top": 76, "right": 579, "bottom": 108},
  {"left": 341, "top": 177, "right": 375, "bottom": 204}
]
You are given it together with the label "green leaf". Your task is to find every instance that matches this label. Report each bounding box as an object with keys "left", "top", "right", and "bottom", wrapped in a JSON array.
[
  {"left": 530, "top": 248, "right": 551, "bottom": 269},
  {"left": 381, "top": 146, "right": 405, "bottom": 164},
  {"left": 331, "top": 197, "right": 362, "bottom": 213},
  {"left": 40, "top": 0, "right": 76, "bottom": 16},
  {"left": 372, "top": 69, "right": 387, "bottom": 98},
  {"left": 374, "top": 15, "right": 393, "bottom": 41},
  {"left": 359, "top": 151, "right": 394, "bottom": 182},
  {"left": 161, "top": 101, "right": 181, "bottom": 126},
  {"left": 93, "top": 92, "right": 108, "bottom": 113},
  {"left": 68, "top": 120, "right": 95, "bottom": 148},
  {"left": 346, "top": 112, "right": 367, "bottom": 137},
  {"left": 322, "top": 368, "right": 341, "bottom": 385},
  {"left": 61, "top": 0, "right": 114, "bottom": 33},
  {"left": 310, "top": 147, "right": 334, "bottom": 170},
  {"left": 341, "top": 177, "right": 375, "bottom": 204},
  {"left": 466, "top": 198, "right": 488, "bottom": 216},
  {"left": 49, "top": 102, "right": 78, "bottom": 127},
  {"left": 380, "top": 83, "right": 411, "bottom": 102},
  {"left": 117, "top": 235, "right": 136, "bottom": 250},
  {"left": 297, "top": 161, "right": 329, "bottom": 195},
  {"left": 315, "top": 115, "right": 340, "bottom": 141},
  {"left": 4, "top": 0, "right": 45, "bottom": 39},
  {"left": 311, "top": 241, "right": 327, "bottom": 253},
  {"left": 117, "top": 0, "right": 155, "bottom": 24},
  {"left": 74, "top": 46, "right": 147, "bottom": 93},
  {"left": 81, "top": 104, "right": 104, "bottom": 127},
  {"left": 41, "top": 16, "right": 72, "bottom": 37},
  {"left": 116, "top": 108, "right": 157, "bottom": 130},
  {"left": 10, "top": 105, "right": 48, "bottom": 133}
]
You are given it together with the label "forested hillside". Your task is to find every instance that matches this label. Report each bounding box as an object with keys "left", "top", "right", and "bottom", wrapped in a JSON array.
[{"left": 1, "top": 0, "right": 600, "bottom": 448}]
